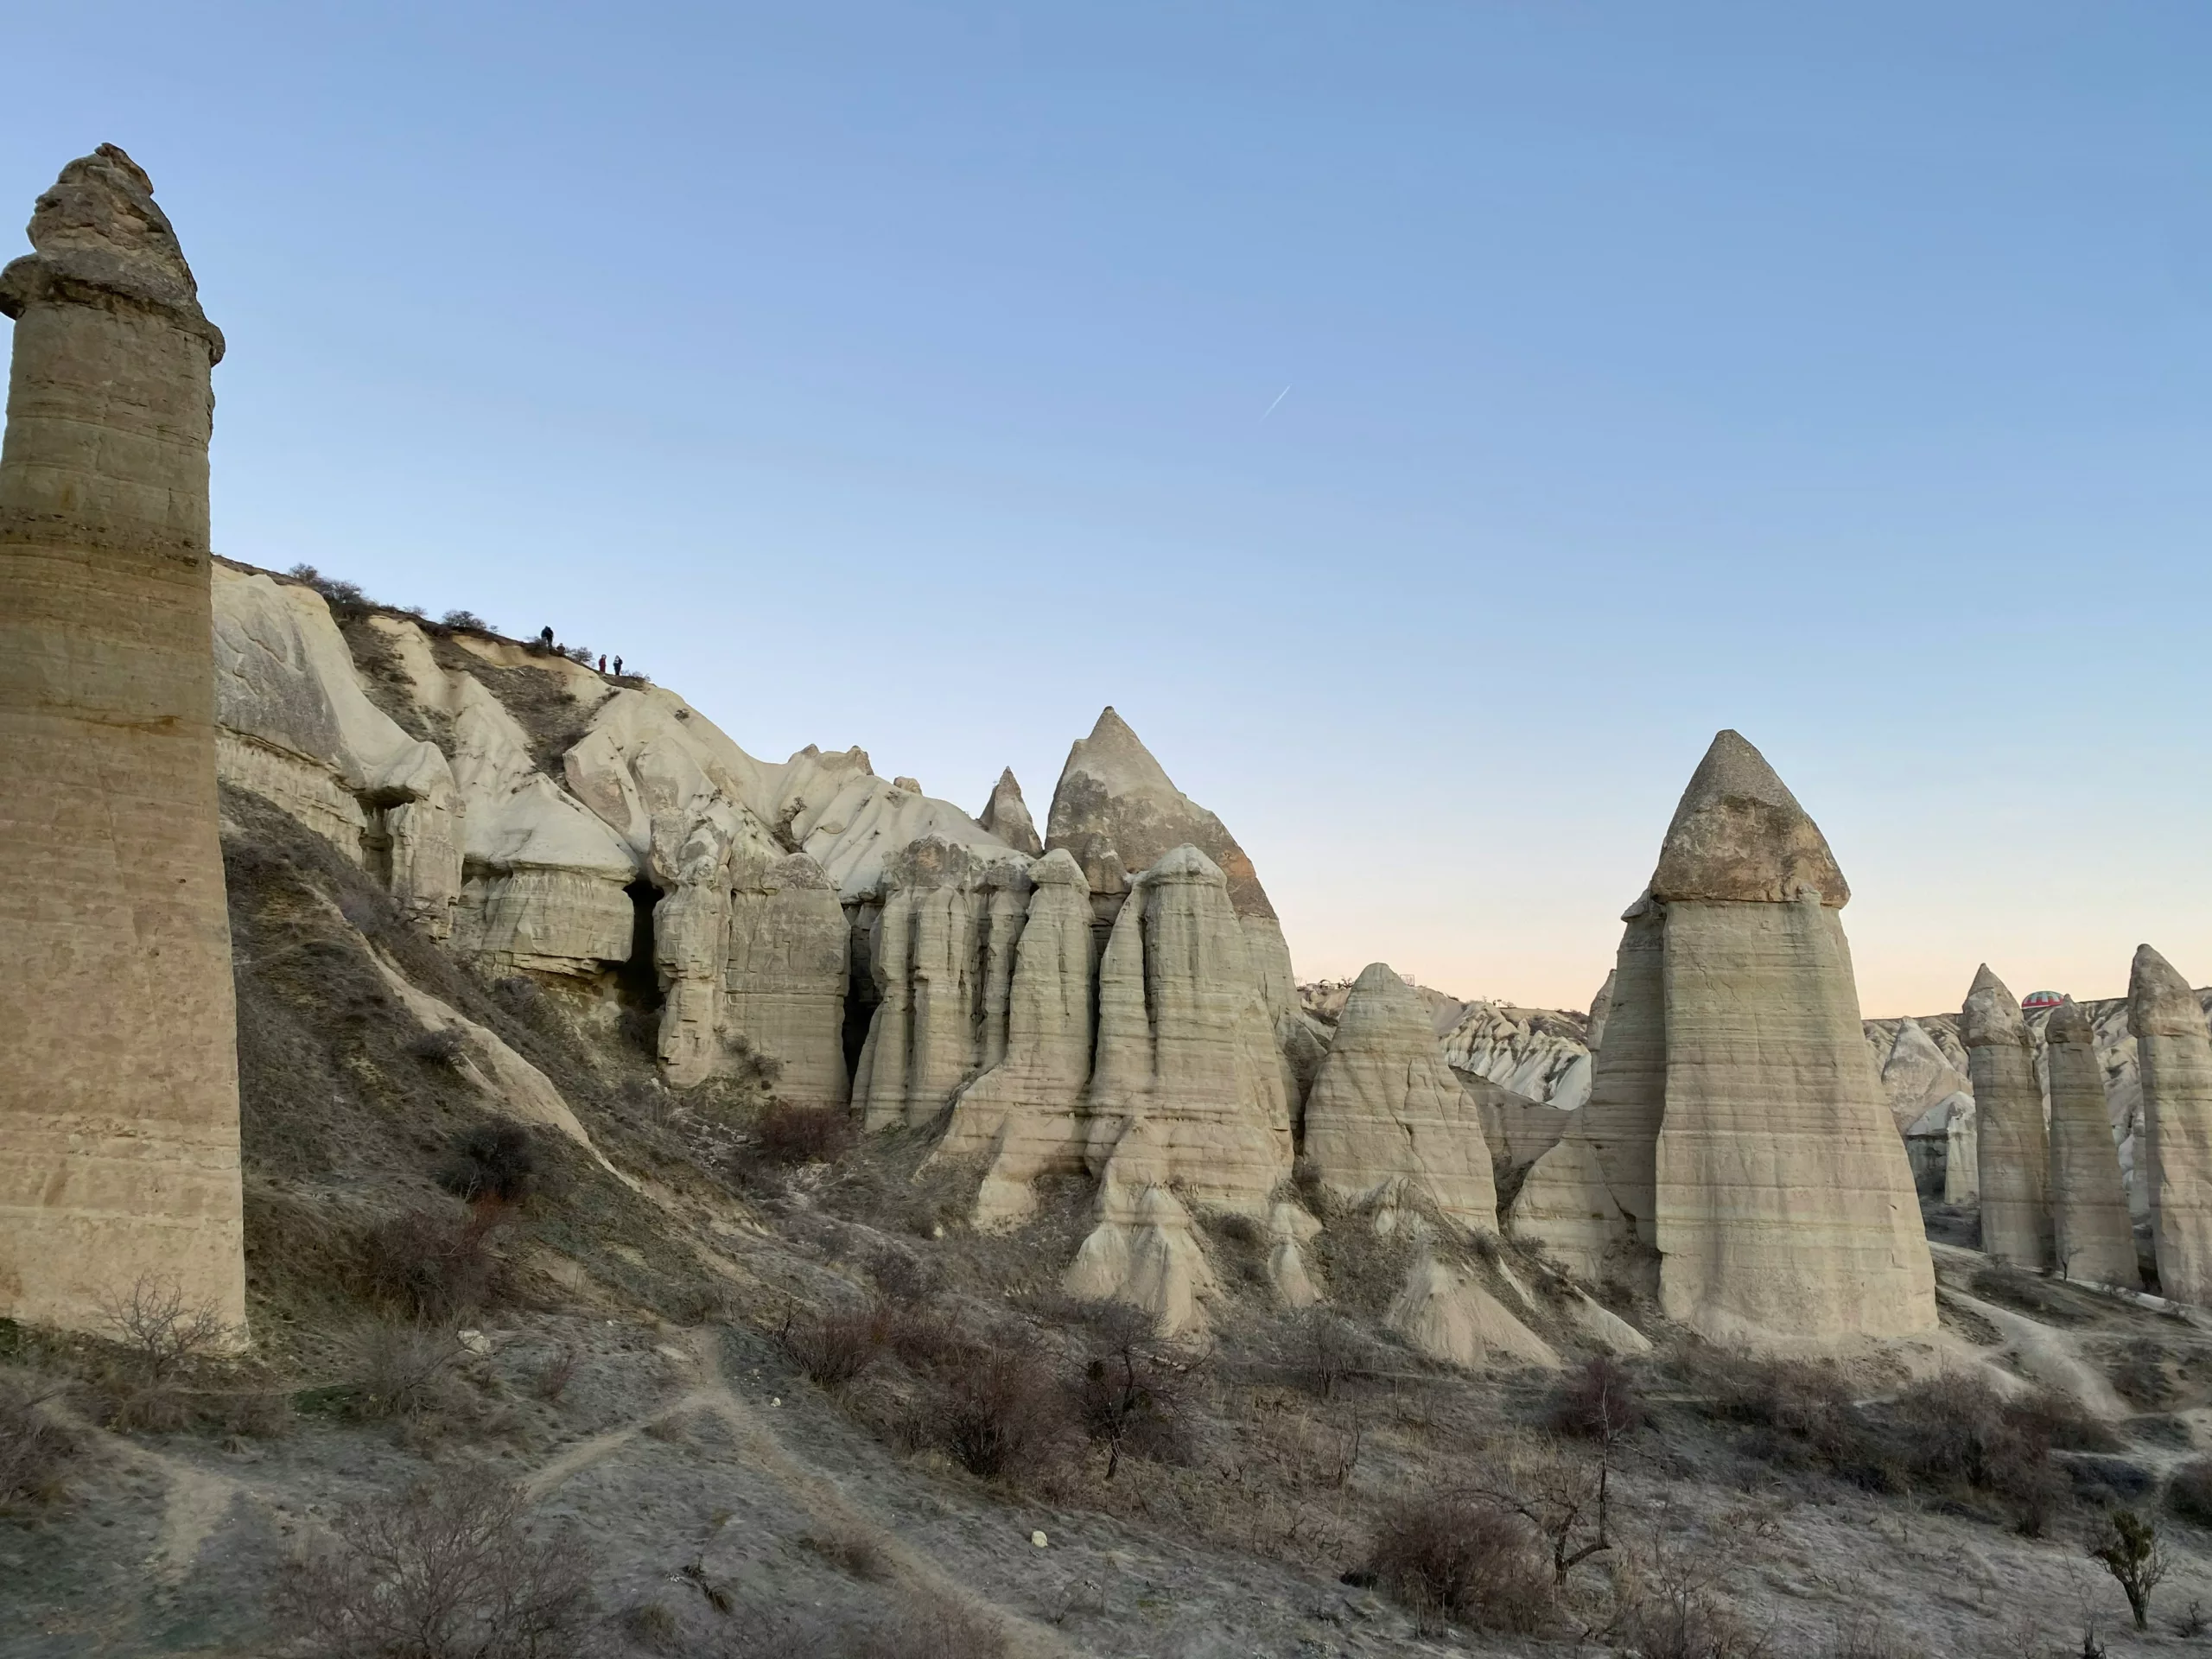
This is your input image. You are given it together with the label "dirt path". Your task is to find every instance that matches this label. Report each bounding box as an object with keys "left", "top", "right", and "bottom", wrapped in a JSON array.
[{"left": 522, "top": 1383, "right": 721, "bottom": 1501}]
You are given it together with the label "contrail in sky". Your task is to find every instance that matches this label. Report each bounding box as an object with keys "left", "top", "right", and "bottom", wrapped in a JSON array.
[{"left": 1262, "top": 384, "right": 1292, "bottom": 421}]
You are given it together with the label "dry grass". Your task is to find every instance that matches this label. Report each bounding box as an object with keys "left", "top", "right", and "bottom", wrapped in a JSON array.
[
  {"left": 0, "top": 1372, "right": 76, "bottom": 1510},
  {"left": 850, "top": 1592, "right": 1008, "bottom": 1659},
  {"left": 346, "top": 1322, "right": 468, "bottom": 1421}
]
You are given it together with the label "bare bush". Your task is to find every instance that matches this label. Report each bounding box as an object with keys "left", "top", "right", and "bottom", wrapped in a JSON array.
[
  {"left": 751, "top": 1100, "right": 856, "bottom": 1167},
  {"left": 937, "top": 1342, "right": 1071, "bottom": 1482},
  {"left": 1551, "top": 1355, "right": 1646, "bottom": 1440},
  {"left": 1608, "top": 1531, "right": 1766, "bottom": 1659},
  {"left": 850, "top": 1593, "right": 1008, "bottom": 1659},
  {"left": 439, "top": 609, "right": 492, "bottom": 633},
  {"left": 1289, "top": 1308, "right": 1371, "bottom": 1401},
  {"left": 357, "top": 1204, "right": 504, "bottom": 1323},
  {"left": 2169, "top": 1456, "right": 2212, "bottom": 1525},
  {"left": 436, "top": 1119, "right": 537, "bottom": 1209},
  {"left": 271, "top": 1471, "right": 593, "bottom": 1658},
  {"left": 799, "top": 1523, "right": 889, "bottom": 1580},
  {"left": 348, "top": 1323, "right": 467, "bottom": 1421},
  {"left": 409, "top": 1027, "right": 469, "bottom": 1066},
  {"left": 1365, "top": 1492, "right": 1553, "bottom": 1636},
  {"left": 1077, "top": 1301, "right": 1189, "bottom": 1477},
  {"left": 0, "top": 1373, "right": 75, "bottom": 1510},
  {"left": 96, "top": 1274, "right": 233, "bottom": 1384},
  {"left": 780, "top": 1303, "right": 885, "bottom": 1392},
  {"left": 530, "top": 1344, "right": 580, "bottom": 1404}
]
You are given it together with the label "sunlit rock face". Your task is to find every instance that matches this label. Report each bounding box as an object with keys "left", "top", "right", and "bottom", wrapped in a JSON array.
[
  {"left": 2048, "top": 999, "right": 2139, "bottom": 1289},
  {"left": 2131, "top": 945, "right": 2212, "bottom": 1305},
  {"left": 1510, "top": 732, "right": 1935, "bottom": 1347},
  {"left": 1962, "top": 965, "right": 2053, "bottom": 1271},
  {"left": 0, "top": 147, "right": 246, "bottom": 1338}
]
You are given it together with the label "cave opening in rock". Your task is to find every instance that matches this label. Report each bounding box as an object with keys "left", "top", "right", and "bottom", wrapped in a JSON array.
[
  {"left": 618, "top": 879, "right": 663, "bottom": 1011},
  {"left": 842, "top": 917, "right": 878, "bottom": 1078}
]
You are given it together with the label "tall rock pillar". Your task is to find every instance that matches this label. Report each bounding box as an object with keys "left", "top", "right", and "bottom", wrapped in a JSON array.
[
  {"left": 2129, "top": 945, "right": 2212, "bottom": 1305},
  {"left": 2047, "top": 1000, "right": 2139, "bottom": 1289},
  {"left": 1963, "top": 965, "right": 2053, "bottom": 1270},
  {"left": 0, "top": 148, "right": 245, "bottom": 1336}
]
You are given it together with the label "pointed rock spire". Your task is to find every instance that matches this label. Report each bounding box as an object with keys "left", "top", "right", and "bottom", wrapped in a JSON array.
[
  {"left": 1961, "top": 964, "right": 2051, "bottom": 1270},
  {"left": 977, "top": 766, "right": 1042, "bottom": 855},
  {"left": 2130, "top": 944, "right": 2212, "bottom": 1306},
  {"left": 1649, "top": 729, "right": 1848, "bottom": 906},
  {"left": 1046, "top": 706, "right": 1274, "bottom": 920}
]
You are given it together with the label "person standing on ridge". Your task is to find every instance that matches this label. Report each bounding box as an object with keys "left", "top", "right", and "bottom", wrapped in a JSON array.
[
  {"left": 597, "top": 655, "right": 606, "bottom": 673},
  {"left": 613, "top": 655, "right": 623, "bottom": 677}
]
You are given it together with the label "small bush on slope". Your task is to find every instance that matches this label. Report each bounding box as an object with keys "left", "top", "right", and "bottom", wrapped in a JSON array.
[{"left": 1365, "top": 1492, "right": 1552, "bottom": 1636}]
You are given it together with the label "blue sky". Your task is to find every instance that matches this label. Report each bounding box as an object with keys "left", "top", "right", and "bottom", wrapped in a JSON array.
[{"left": 6, "top": 3, "right": 2209, "bottom": 1013}]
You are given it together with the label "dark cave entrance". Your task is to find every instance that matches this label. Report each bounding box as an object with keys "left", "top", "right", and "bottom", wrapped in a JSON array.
[{"left": 617, "top": 879, "right": 663, "bottom": 1012}]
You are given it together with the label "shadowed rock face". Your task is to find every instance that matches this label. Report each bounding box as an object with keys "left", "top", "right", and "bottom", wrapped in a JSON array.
[
  {"left": 1649, "top": 728, "right": 1849, "bottom": 907},
  {"left": 1046, "top": 707, "right": 1274, "bottom": 921},
  {"left": 0, "top": 148, "right": 245, "bottom": 1337},
  {"left": 977, "top": 767, "right": 1042, "bottom": 856},
  {"left": 1963, "top": 965, "right": 2054, "bottom": 1271},
  {"left": 1302, "top": 963, "right": 1498, "bottom": 1233},
  {"left": 2132, "top": 944, "right": 2212, "bottom": 1306},
  {"left": 2048, "top": 1000, "right": 2139, "bottom": 1289}
]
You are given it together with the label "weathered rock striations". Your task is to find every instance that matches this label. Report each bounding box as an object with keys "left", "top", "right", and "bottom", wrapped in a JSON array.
[
  {"left": 977, "top": 767, "right": 1043, "bottom": 856},
  {"left": 1511, "top": 734, "right": 1932, "bottom": 1344},
  {"left": 212, "top": 566, "right": 463, "bottom": 934},
  {"left": 0, "top": 148, "right": 245, "bottom": 1338},
  {"left": 1649, "top": 733, "right": 1933, "bottom": 1344},
  {"left": 1440, "top": 1000, "right": 1598, "bottom": 1108},
  {"left": 1070, "top": 845, "right": 1300, "bottom": 1325},
  {"left": 2130, "top": 945, "right": 2212, "bottom": 1306},
  {"left": 1302, "top": 963, "right": 1498, "bottom": 1232},
  {"left": 935, "top": 849, "right": 1096, "bottom": 1227},
  {"left": 1962, "top": 966, "right": 2053, "bottom": 1270},
  {"left": 855, "top": 836, "right": 1034, "bottom": 1130},
  {"left": 2047, "top": 1000, "right": 2139, "bottom": 1288},
  {"left": 721, "top": 852, "right": 849, "bottom": 1109},
  {"left": 1880, "top": 1016, "right": 1973, "bottom": 1137}
]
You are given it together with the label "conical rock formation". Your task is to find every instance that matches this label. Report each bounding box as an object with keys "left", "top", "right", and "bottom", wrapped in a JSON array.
[
  {"left": 1963, "top": 966, "right": 2052, "bottom": 1269},
  {"left": 977, "top": 767, "right": 1043, "bottom": 856},
  {"left": 2131, "top": 945, "right": 2212, "bottom": 1306},
  {"left": 1302, "top": 963, "right": 1498, "bottom": 1232},
  {"left": 2048, "top": 1000, "right": 2139, "bottom": 1288}
]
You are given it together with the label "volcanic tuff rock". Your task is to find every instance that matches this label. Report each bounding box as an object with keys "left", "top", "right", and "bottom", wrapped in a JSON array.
[
  {"left": 1514, "top": 733, "right": 1933, "bottom": 1345},
  {"left": 977, "top": 767, "right": 1043, "bottom": 856},
  {"left": 1879, "top": 1017, "right": 1974, "bottom": 1138},
  {"left": 935, "top": 849, "right": 1096, "bottom": 1228},
  {"left": 2131, "top": 945, "right": 2212, "bottom": 1306},
  {"left": 721, "top": 852, "right": 849, "bottom": 1110},
  {"left": 1302, "top": 963, "right": 1499, "bottom": 1232},
  {"left": 1963, "top": 966, "right": 2054, "bottom": 1269},
  {"left": 855, "top": 836, "right": 1035, "bottom": 1131},
  {"left": 0, "top": 148, "right": 245, "bottom": 1337},
  {"left": 2048, "top": 1000, "right": 2139, "bottom": 1288}
]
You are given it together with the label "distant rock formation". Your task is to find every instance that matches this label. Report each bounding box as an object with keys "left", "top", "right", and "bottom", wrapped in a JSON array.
[
  {"left": 2131, "top": 945, "right": 2212, "bottom": 1305},
  {"left": 2047, "top": 1000, "right": 2139, "bottom": 1288},
  {"left": 1302, "top": 963, "right": 1499, "bottom": 1232},
  {"left": 977, "top": 767, "right": 1043, "bottom": 855},
  {"left": 1511, "top": 732, "right": 1933, "bottom": 1346},
  {"left": 1880, "top": 1017, "right": 1973, "bottom": 1137},
  {"left": 1964, "top": 966, "right": 2053, "bottom": 1269},
  {"left": 0, "top": 148, "right": 246, "bottom": 1338}
]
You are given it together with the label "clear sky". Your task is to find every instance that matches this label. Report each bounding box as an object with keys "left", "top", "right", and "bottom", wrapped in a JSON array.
[{"left": 6, "top": 3, "right": 2209, "bottom": 1016}]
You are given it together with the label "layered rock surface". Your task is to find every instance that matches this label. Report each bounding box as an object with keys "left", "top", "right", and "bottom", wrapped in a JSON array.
[
  {"left": 1963, "top": 966, "right": 2053, "bottom": 1269},
  {"left": 1301, "top": 963, "right": 1498, "bottom": 1232},
  {"left": 2048, "top": 1000, "right": 2139, "bottom": 1288},
  {"left": 2131, "top": 945, "right": 2212, "bottom": 1306},
  {"left": 0, "top": 148, "right": 246, "bottom": 1337}
]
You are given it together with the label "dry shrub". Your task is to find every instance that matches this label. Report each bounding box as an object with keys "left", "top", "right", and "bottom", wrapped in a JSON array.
[
  {"left": 0, "top": 1373, "right": 75, "bottom": 1510},
  {"left": 938, "top": 1342, "right": 1071, "bottom": 1481},
  {"left": 357, "top": 1203, "right": 505, "bottom": 1322},
  {"left": 799, "top": 1523, "right": 890, "bottom": 1580},
  {"left": 1077, "top": 1302, "right": 1191, "bottom": 1475},
  {"left": 409, "top": 1026, "right": 469, "bottom": 1065},
  {"left": 1879, "top": 1374, "right": 2101, "bottom": 1532},
  {"left": 1608, "top": 1532, "right": 1765, "bottom": 1659},
  {"left": 1551, "top": 1355, "right": 1646, "bottom": 1439},
  {"left": 348, "top": 1323, "right": 467, "bottom": 1421},
  {"left": 96, "top": 1274, "right": 234, "bottom": 1384},
  {"left": 436, "top": 1119, "right": 537, "bottom": 1207},
  {"left": 752, "top": 1100, "right": 855, "bottom": 1167},
  {"left": 2170, "top": 1457, "right": 2212, "bottom": 1526},
  {"left": 2110, "top": 1338, "right": 2175, "bottom": 1409},
  {"left": 1366, "top": 1492, "right": 1553, "bottom": 1636},
  {"left": 850, "top": 1592, "right": 1008, "bottom": 1659},
  {"left": 271, "top": 1471, "right": 593, "bottom": 1658},
  {"left": 1287, "top": 1308, "right": 1374, "bottom": 1400},
  {"left": 780, "top": 1302, "right": 887, "bottom": 1392},
  {"left": 530, "top": 1344, "right": 580, "bottom": 1404}
]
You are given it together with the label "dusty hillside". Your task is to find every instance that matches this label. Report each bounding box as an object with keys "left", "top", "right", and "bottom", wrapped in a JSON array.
[{"left": 6, "top": 633, "right": 2212, "bottom": 1659}]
